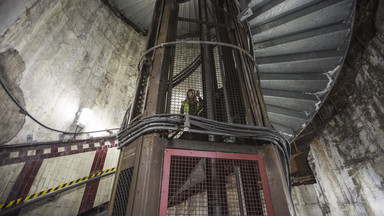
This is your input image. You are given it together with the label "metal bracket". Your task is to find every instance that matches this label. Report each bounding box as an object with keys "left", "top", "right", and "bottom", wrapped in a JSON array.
[
  {"left": 237, "top": 8, "right": 253, "bottom": 22},
  {"left": 183, "top": 113, "right": 190, "bottom": 132}
]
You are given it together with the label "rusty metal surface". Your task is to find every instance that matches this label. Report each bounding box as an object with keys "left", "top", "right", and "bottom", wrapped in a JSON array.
[
  {"left": 144, "top": 0, "right": 179, "bottom": 117},
  {"left": 129, "top": 135, "right": 167, "bottom": 216},
  {"left": 262, "top": 144, "right": 295, "bottom": 215}
]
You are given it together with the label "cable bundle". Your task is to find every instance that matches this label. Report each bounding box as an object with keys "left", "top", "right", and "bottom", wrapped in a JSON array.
[{"left": 118, "top": 114, "right": 291, "bottom": 188}]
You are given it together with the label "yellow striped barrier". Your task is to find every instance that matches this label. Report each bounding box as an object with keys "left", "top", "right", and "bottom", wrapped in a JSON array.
[{"left": 0, "top": 167, "right": 117, "bottom": 211}]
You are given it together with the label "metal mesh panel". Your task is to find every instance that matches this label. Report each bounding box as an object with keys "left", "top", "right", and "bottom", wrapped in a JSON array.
[
  {"left": 112, "top": 167, "right": 134, "bottom": 216},
  {"left": 168, "top": 42, "right": 247, "bottom": 125},
  {"left": 160, "top": 149, "right": 272, "bottom": 216},
  {"left": 170, "top": 41, "right": 203, "bottom": 115},
  {"left": 177, "top": 0, "right": 215, "bottom": 38},
  {"left": 166, "top": 3, "right": 250, "bottom": 129}
]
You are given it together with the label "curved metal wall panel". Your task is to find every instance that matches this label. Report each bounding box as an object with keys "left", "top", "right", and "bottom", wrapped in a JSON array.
[
  {"left": 111, "top": 0, "right": 156, "bottom": 32},
  {"left": 110, "top": 0, "right": 204, "bottom": 36}
]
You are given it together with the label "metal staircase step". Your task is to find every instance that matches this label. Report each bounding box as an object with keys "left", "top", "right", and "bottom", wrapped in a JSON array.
[
  {"left": 250, "top": 0, "right": 354, "bottom": 43},
  {"left": 268, "top": 112, "right": 307, "bottom": 132},
  {"left": 246, "top": 0, "right": 286, "bottom": 21},
  {"left": 254, "top": 24, "right": 350, "bottom": 57},
  {"left": 247, "top": 0, "right": 323, "bottom": 27},
  {"left": 262, "top": 89, "right": 318, "bottom": 112},
  {"left": 266, "top": 105, "right": 308, "bottom": 120},
  {"left": 256, "top": 50, "right": 343, "bottom": 73},
  {"left": 260, "top": 73, "right": 329, "bottom": 93},
  {"left": 241, "top": 0, "right": 276, "bottom": 12}
]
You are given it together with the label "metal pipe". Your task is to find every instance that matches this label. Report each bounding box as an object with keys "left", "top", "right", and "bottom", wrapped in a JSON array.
[
  {"left": 0, "top": 135, "right": 117, "bottom": 150},
  {"left": 234, "top": 166, "right": 247, "bottom": 216},
  {"left": 137, "top": 40, "right": 254, "bottom": 72},
  {"left": 217, "top": 46, "right": 234, "bottom": 124},
  {"left": 210, "top": 158, "right": 221, "bottom": 216},
  {"left": 166, "top": 46, "right": 176, "bottom": 113}
]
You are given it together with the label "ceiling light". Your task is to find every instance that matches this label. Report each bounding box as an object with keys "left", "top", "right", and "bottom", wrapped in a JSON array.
[{"left": 76, "top": 108, "right": 93, "bottom": 128}]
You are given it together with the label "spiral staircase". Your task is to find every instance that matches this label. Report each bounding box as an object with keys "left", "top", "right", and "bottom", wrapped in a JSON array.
[{"left": 239, "top": 0, "right": 355, "bottom": 141}]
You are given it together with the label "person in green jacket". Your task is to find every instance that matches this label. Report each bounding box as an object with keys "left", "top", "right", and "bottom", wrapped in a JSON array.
[{"left": 180, "top": 89, "right": 204, "bottom": 116}]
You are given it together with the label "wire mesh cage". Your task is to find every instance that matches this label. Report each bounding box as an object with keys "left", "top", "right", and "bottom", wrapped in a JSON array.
[
  {"left": 112, "top": 0, "right": 293, "bottom": 215},
  {"left": 167, "top": 41, "right": 249, "bottom": 123},
  {"left": 167, "top": 3, "right": 251, "bottom": 127},
  {"left": 123, "top": 0, "right": 265, "bottom": 136},
  {"left": 160, "top": 149, "right": 273, "bottom": 216}
]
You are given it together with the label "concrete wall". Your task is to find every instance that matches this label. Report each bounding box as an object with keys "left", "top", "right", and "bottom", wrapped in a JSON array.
[
  {"left": 93, "top": 147, "right": 119, "bottom": 208},
  {"left": 0, "top": 163, "right": 25, "bottom": 204},
  {"left": 293, "top": 1, "right": 384, "bottom": 215},
  {"left": 0, "top": 0, "right": 142, "bottom": 214},
  {"left": 20, "top": 151, "right": 96, "bottom": 216},
  {"left": 0, "top": 0, "right": 146, "bottom": 144}
]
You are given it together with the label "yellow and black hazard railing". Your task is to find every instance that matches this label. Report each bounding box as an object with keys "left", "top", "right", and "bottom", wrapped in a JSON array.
[{"left": 0, "top": 167, "right": 117, "bottom": 214}]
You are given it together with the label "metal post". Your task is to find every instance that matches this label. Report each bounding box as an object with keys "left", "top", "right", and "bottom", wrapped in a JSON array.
[
  {"left": 199, "top": 0, "right": 216, "bottom": 142},
  {"left": 234, "top": 166, "right": 247, "bottom": 216}
]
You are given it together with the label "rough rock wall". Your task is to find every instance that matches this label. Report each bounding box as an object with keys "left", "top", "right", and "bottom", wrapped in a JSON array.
[
  {"left": 0, "top": 0, "right": 146, "bottom": 144},
  {"left": 293, "top": 1, "right": 384, "bottom": 215},
  {"left": 0, "top": 49, "right": 26, "bottom": 143}
]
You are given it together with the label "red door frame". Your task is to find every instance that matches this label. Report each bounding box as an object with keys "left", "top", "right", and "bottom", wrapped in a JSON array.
[{"left": 159, "top": 148, "right": 274, "bottom": 215}]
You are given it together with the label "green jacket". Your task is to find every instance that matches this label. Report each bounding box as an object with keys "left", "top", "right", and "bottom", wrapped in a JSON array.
[{"left": 180, "top": 99, "right": 203, "bottom": 116}]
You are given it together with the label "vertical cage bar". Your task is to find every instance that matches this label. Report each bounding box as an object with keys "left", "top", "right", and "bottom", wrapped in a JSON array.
[{"left": 199, "top": 0, "right": 217, "bottom": 142}]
